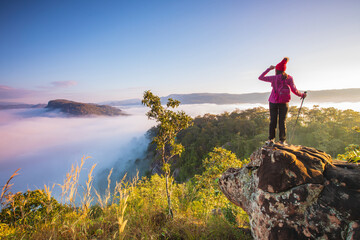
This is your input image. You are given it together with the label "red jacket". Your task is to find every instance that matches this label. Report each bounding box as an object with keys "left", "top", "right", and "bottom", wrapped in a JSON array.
[{"left": 259, "top": 68, "right": 303, "bottom": 103}]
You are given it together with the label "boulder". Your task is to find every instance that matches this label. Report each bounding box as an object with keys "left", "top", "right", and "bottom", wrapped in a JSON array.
[{"left": 219, "top": 144, "right": 360, "bottom": 240}]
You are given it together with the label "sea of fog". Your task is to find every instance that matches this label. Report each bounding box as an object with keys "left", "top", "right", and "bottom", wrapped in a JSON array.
[{"left": 0, "top": 102, "right": 359, "bottom": 194}]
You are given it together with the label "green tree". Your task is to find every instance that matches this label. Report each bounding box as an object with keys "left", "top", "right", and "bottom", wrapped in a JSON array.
[
  {"left": 0, "top": 189, "right": 62, "bottom": 226},
  {"left": 194, "top": 148, "right": 248, "bottom": 221},
  {"left": 142, "top": 90, "right": 193, "bottom": 217}
]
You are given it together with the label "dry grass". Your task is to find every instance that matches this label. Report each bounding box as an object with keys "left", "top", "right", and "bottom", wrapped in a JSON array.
[
  {"left": 0, "top": 156, "right": 251, "bottom": 240},
  {"left": 94, "top": 168, "right": 113, "bottom": 209},
  {"left": 0, "top": 168, "right": 20, "bottom": 207},
  {"left": 58, "top": 155, "right": 90, "bottom": 206},
  {"left": 82, "top": 163, "right": 96, "bottom": 213}
]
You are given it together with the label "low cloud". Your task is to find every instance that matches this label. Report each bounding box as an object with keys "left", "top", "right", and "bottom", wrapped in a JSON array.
[
  {"left": 0, "top": 85, "right": 37, "bottom": 100},
  {"left": 51, "top": 81, "right": 77, "bottom": 88},
  {"left": 37, "top": 81, "right": 78, "bottom": 90},
  {"left": 0, "top": 104, "right": 259, "bottom": 194},
  {"left": 1, "top": 102, "right": 358, "bottom": 195},
  {"left": 0, "top": 107, "right": 156, "bottom": 194},
  {"left": 0, "top": 82, "right": 78, "bottom": 103}
]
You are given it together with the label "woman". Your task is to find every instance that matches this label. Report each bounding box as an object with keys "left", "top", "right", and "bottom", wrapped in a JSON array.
[{"left": 259, "top": 57, "right": 307, "bottom": 145}]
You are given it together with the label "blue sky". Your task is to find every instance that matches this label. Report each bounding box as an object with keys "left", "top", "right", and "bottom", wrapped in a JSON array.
[{"left": 1, "top": 0, "right": 360, "bottom": 103}]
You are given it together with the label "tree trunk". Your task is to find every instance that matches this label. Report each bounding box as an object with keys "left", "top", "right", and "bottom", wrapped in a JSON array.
[
  {"left": 165, "top": 173, "right": 173, "bottom": 218},
  {"left": 162, "top": 147, "right": 173, "bottom": 218}
]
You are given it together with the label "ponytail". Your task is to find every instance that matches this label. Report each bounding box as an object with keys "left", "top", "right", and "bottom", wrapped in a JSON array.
[
  {"left": 276, "top": 69, "right": 288, "bottom": 80},
  {"left": 282, "top": 72, "right": 288, "bottom": 80}
]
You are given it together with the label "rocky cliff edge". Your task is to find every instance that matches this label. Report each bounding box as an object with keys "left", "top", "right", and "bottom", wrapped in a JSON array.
[{"left": 219, "top": 144, "right": 360, "bottom": 240}]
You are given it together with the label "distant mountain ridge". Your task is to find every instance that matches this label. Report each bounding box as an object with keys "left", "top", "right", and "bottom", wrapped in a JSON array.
[
  {"left": 46, "top": 99, "right": 126, "bottom": 116},
  {"left": 0, "top": 103, "right": 46, "bottom": 110},
  {"left": 162, "top": 92, "right": 268, "bottom": 104},
  {"left": 1, "top": 88, "right": 359, "bottom": 110},
  {"left": 106, "top": 88, "right": 360, "bottom": 106}
]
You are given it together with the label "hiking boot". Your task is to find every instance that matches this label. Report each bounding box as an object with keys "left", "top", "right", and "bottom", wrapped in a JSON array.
[
  {"left": 279, "top": 140, "right": 288, "bottom": 146},
  {"left": 265, "top": 139, "right": 275, "bottom": 147}
]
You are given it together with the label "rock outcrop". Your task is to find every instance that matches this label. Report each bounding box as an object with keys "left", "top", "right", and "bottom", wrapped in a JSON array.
[
  {"left": 219, "top": 144, "right": 360, "bottom": 240},
  {"left": 46, "top": 99, "right": 126, "bottom": 116}
]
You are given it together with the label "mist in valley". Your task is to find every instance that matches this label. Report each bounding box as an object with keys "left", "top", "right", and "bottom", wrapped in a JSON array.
[
  {"left": 0, "top": 107, "right": 155, "bottom": 194},
  {"left": 1, "top": 101, "right": 359, "bottom": 196}
]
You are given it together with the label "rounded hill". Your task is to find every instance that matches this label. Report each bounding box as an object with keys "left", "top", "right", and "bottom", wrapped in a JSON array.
[{"left": 46, "top": 99, "right": 126, "bottom": 116}]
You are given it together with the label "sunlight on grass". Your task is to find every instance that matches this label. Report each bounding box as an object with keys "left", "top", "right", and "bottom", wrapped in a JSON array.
[{"left": 0, "top": 149, "right": 253, "bottom": 239}]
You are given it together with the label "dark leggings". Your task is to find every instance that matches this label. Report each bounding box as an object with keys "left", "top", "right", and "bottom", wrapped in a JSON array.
[{"left": 269, "top": 102, "right": 289, "bottom": 142}]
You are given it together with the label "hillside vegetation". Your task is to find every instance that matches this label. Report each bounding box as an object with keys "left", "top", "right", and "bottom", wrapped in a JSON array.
[
  {"left": 145, "top": 106, "right": 360, "bottom": 181},
  {"left": 1, "top": 106, "right": 359, "bottom": 239},
  {"left": 0, "top": 151, "right": 252, "bottom": 239}
]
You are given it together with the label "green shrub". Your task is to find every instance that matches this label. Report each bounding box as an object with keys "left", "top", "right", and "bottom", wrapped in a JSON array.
[
  {"left": 337, "top": 144, "right": 360, "bottom": 163},
  {"left": 0, "top": 189, "right": 62, "bottom": 226}
]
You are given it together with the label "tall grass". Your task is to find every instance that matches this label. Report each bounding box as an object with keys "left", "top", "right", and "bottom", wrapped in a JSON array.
[
  {"left": 0, "top": 168, "right": 20, "bottom": 208},
  {"left": 0, "top": 151, "right": 252, "bottom": 240},
  {"left": 58, "top": 155, "right": 89, "bottom": 207}
]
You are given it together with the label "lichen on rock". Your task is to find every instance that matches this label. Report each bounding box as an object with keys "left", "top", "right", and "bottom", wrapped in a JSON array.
[{"left": 219, "top": 144, "right": 360, "bottom": 240}]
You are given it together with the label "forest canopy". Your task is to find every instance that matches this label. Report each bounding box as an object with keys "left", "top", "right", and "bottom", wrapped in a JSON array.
[{"left": 146, "top": 106, "right": 360, "bottom": 182}]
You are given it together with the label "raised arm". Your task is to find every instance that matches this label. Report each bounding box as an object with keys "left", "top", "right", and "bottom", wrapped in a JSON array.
[
  {"left": 258, "top": 66, "right": 276, "bottom": 83},
  {"left": 288, "top": 78, "right": 304, "bottom": 98}
]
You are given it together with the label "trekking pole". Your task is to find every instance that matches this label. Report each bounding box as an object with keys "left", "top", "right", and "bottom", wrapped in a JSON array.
[{"left": 289, "top": 91, "right": 307, "bottom": 143}]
